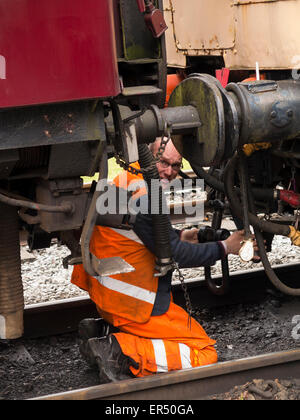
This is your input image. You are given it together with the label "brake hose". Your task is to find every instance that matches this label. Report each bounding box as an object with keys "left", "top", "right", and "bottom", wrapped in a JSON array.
[
  {"left": 190, "top": 164, "right": 275, "bottom": 203},
  {"left": 223, "top": 154, "right": 290, "bottom": 236},
  {"left": 137, "top": 144, "right": 173, "bottom": 275},
  {"left": 225, "top": 153, "right": 300, "bottom": 296}
]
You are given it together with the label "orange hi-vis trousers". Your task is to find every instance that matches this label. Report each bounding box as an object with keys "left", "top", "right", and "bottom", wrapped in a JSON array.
[{"left": 98, "top": 301, "right": 217, "bottom": 377}]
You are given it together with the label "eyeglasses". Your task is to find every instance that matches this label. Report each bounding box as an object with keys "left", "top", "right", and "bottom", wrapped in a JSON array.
[{"left": 158, "top": 159, "right": 183, "bottom": 171}]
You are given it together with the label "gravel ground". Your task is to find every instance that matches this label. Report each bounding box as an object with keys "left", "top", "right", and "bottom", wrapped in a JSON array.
[{"left": 0, "top": 222, "right": 296, "bottom": 399}]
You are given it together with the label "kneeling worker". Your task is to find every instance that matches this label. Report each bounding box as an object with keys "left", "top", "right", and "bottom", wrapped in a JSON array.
[{"left": 71, "top": 138, "right": 246, "bottom": 382}]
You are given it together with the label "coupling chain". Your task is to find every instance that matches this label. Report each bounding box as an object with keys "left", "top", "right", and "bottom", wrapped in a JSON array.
[
  {"left": 115, "top": 122, "right": 173, "bottom": 176},
  {"left": 173, "top": 261, "right": 193, "bottom": 328}
]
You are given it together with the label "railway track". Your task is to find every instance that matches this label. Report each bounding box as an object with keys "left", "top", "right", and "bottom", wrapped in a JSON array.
[
  {"left": 23, "top": 262, "right": 300, "bottom": 338},
  {"left": 14, "top": 262, "right": 300, "bottom": 401},
  {"left": 31, "top": 349, "right": 300, "bottom": 400}
]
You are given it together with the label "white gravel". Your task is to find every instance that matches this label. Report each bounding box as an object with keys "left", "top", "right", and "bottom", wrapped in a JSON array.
[
  {"left": 22, "top": 225, "right": 300, "bottom": 306},
  {"left": 22, "top": 244, "right": 88, "bottom": 305}
]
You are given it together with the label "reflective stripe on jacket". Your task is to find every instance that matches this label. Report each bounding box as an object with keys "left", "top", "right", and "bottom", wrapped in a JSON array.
[{"left": 71, "top": 163, "right": 159, "bottom": 324}]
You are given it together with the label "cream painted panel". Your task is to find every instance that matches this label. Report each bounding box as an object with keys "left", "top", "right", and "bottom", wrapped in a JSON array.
[
  {"left": 164, "top": 0, "right": 300, "bottom": 70},
  {"left": 166, "top": 0, "right": 234, "bottom": 51},
  {"left": 227, "top": 0, "right": 300, "bottom": 69}
]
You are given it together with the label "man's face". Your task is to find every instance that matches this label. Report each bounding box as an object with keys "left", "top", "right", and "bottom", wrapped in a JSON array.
[{"left": 155, "top": 141, "right": 182, "bottom": 184}]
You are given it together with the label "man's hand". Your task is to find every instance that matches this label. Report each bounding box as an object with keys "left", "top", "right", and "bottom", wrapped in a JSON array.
[
  {"left": 182, "top": 228, "right": 264, "bottom": 261},
  {"left": 224, "top": 230, "right": 246, "bottom": 255},
  {"left": 180, "top": 228, "right": 199, "bottom": 244}
]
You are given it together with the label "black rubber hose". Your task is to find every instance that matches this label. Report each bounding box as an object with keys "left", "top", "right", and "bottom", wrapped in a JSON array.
[
  {"left": 238, "top": 153, "right": 252, "bottom": 238},
  {"left": 246, "top": 167, "right": 300, "bottom": 296},
  {"left": 191, "top": 164, "right": 275, "bottom": 202},
  {"left": 223, "top": 154, "right": 290, "bottom": 236},
  {"left": 137, "top": 144, "right": 173, "bottom": 263}
]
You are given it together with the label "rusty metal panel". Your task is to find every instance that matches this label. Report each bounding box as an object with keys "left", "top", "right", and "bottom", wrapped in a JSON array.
[
  {"left": 163, "top": 1, "right": 187, "bottom": 68},
  {"left": 165, "top": 0, "right": 234, "bottom": 54},
  {"left": 233, "top": 0, "right": 286, "bottom": 4},
  {"left": 227, "top": 0, "right": 300, "bottom": 70},
  {"left": 0, "top": 102, "right": 103, "bottom": 151},
  {"left": 164, "top": 0, "right": 300, "bottom": 71}
]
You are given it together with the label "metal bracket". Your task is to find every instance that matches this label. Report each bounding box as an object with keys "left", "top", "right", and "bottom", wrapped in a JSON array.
[
  {"left": 92, "top": 255, "right": 135, "bottom": 277},
  {"left": 80, "top": 139, "right": 135, "bottom": 278}
]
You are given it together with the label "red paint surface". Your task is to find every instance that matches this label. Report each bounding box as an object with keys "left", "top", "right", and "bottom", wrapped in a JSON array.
[
  {"left": 215, "top": 68, "right": 230, "bottom": 88},
  {"left": 0, "top": 0, "right": 120, "bottom": 108},
  {"left": 280, "top": 190, "right": 300, "bottom": 209}
]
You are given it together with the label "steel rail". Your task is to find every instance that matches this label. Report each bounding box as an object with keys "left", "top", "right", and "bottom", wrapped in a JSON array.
[{"left": 30, "top": 349, "right": 300, "bottom": 400}]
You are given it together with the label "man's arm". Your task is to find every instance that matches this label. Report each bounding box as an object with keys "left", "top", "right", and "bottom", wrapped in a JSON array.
[{"left": 133, "top": 213, "right": 225, "bottom": 268}]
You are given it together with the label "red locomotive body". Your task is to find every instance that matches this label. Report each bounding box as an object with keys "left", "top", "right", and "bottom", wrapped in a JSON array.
[{"left": 0, "top": 0, "right": 120, "bottom": 108}]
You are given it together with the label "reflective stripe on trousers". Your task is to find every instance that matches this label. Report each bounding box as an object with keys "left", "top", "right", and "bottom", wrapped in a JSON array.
[
  {"left": 151, "top": 339, "right": 192, "bottom": 372},
  {"left": 101, "top": 301, "right": 218, "bottom": 377}
]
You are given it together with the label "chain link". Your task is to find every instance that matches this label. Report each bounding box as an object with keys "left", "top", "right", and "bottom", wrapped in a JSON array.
[
  {"left": 173, "top": 261, "right": 193, "bottom": 328},
  {"left": 115, "top": 122, "right": 173, "bottom": 176}
]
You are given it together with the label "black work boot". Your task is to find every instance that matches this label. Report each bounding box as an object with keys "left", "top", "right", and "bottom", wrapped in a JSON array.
[
  {"left": 78, "top": 318, "right": 115, "bottom": 341},
  {"left": 85, "top": 335, "right": 139, "bottom": 383},
  {"left": 78, "top": 318, "right": 118, "bottom": 365}
]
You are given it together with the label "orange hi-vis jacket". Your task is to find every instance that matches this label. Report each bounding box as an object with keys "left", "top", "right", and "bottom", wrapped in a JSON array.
[
  {"left": 72, "top": 163, "right": 219, "bottom": 376},
  {"left": 71, "top": 163, "right": 159, "bottom": 325}
]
